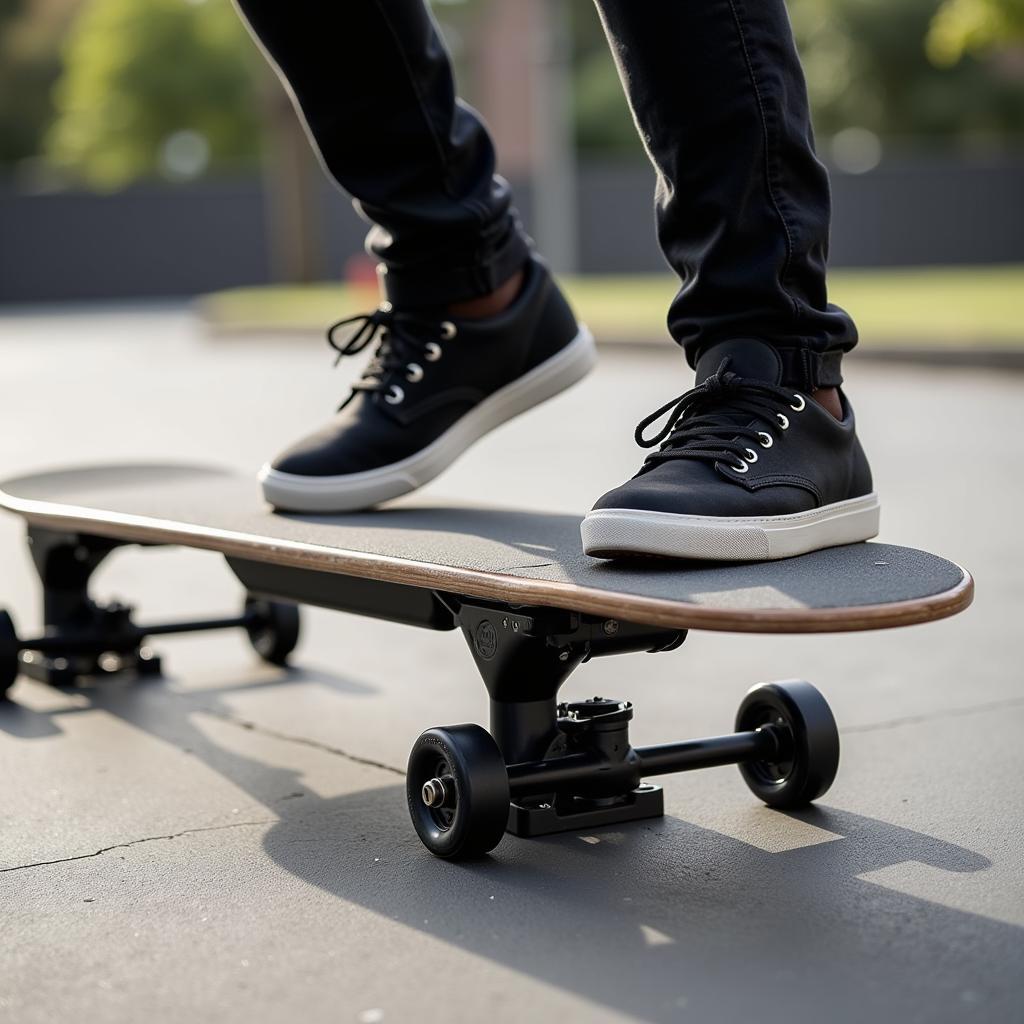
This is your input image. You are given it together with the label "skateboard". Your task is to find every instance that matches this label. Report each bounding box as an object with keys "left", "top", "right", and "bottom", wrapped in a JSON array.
[{"left": 0, "top": 463, "right": 973, "bottom": 859}]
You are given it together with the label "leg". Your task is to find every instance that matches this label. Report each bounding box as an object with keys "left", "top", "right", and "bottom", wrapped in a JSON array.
[
  {"left": 582, "top": 1, "right": 879, "bottom": 563},
  {"left": 233, "top": 0, "right": 530, "bottom": 307},
  {"left": 593, "top": 0, "right": 855, "bottom": 393},
  {"left": 238, "top": 1, "right": 595, "bottom": 515}
]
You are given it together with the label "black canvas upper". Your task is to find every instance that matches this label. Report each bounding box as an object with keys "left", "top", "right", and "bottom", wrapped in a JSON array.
[
  {"left": 591, "top": 339, "right": 873, "bottom": 518},
  {"left": 271, "top": 257, "right": 580, "bottom": 478}
]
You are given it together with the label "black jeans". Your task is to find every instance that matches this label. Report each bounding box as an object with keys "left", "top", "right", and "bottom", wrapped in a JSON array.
[{"left": 234, "top": 0, "right": 857, "bottom": 390}]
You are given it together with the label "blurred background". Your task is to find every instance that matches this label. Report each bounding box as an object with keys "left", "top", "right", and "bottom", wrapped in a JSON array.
[{"left": 1, "top": 0, "right": 1022, "bottom": 349}]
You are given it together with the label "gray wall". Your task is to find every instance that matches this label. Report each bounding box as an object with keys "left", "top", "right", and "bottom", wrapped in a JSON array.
[
  {"left": 576, "top": 156, "right": 1024, "bottom": 272},
  {"left": 2, "top": 157, "right": 1022, "bottom": 304},
  {"left": 0, "top": 181, "right": 271, "bottom": 304}
]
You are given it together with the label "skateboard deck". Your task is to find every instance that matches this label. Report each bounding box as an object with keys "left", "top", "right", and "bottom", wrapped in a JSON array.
[
  {"left": 0, "top": 462, "right": 976, "bottom": 856},
  {"left": 0, "top": 463, "right": 972, "bottom": 634}
]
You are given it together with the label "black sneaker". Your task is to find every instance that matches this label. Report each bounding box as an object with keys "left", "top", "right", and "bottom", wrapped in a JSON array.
[
  {"left": 260, "top": 257, "right": 595, "bottom": 511},
  {"left": 581, "top": 339, "right": 879, "bottom": 561}
]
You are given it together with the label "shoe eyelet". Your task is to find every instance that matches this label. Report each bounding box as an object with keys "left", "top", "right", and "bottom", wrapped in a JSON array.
[
  {"left": 730, "top": 460, "right": 749, "bottom": 474},
  {"left": 758, "top": 431, "right": 774, "bottom": 448},
  {"left": 384, "top": 384, "right": 404, "bottom": 405},
  {"left": 744, "top": 447, "right": 758, "bottom": 463},
  {"left": 440, "top": 321, "right": 457, "bottom": 340},
  {"left": 790, "top": 394, "right": 806, "bottom": 412},
  {"left": 776, "top": 412, "right": 790, "bottom": 430},
  {"left": 424, "top": 341, "right": 443, "bottom": 362},
  {"left": 405, "top": 362, "right": 424, "bottom": 383}
]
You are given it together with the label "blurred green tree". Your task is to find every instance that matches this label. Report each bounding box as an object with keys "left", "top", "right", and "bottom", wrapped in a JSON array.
[
  {"left": 790, "top": 0, "right": 1024, "bottom": 145},
  {"left": 0, "top": 0, "right": 81, "bottom": 169},
  {"left": 568, "top": 0, "right": 1024, "bottom": 153},
  {"left": 46, "top": 0, "right": 263, "bottom": 187},
  {"left": 21, "top": 0, "right": 1024, "bottom": 187},
  {"left": 928, "top": 0, "right": 1024, "bottom": 63},
  {"left": 569, "top": 0, "right": 643, "bottom": 156}
]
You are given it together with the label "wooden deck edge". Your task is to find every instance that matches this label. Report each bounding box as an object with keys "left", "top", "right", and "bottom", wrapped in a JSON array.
[{"left": 0, "top": 497, "right": 974, "bottom": 635}]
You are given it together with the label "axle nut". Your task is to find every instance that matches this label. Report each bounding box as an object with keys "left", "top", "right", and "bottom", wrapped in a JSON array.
[{"left": 421, "top": 777, "right": 447, "bottom": 808}]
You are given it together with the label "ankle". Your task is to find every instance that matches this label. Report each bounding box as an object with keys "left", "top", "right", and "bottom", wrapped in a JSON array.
[
  {"left": 812, "top": 387, "right": 843, "bottom": 421},
  {"left": 447, "top": 268, "right": 525, "bottom": 320}
]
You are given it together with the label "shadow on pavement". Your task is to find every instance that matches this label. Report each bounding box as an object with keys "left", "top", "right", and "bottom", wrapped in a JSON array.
[{"left": 3, "top": 667, "right": 1018, "bottom": 1023}]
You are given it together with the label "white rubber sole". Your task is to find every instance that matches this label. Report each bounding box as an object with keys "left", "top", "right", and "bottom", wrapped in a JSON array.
[
  {"left": 581, "top": 492, "right": 881, "bottom": 561},
  {"left": 260, "top": 325, "right": 597, "bottom": 512}
]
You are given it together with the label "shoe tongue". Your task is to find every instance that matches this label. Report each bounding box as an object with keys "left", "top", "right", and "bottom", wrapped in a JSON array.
[
  {"left": 687, "top": 339, "right": 784, "bottom": 434},
  {"left": 694, "top": 339, "right": 783, "bottom": 386}
]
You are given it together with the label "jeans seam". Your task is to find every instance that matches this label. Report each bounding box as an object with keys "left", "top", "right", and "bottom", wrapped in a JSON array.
[
  {"left": 370, "top": 0, "right": 484, "bottom": 228},
  {"left": 725, "top": 0, "right": 800, "bottom": 322}
]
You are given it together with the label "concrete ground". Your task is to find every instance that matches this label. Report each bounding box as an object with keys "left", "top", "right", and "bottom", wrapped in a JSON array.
[{"left": 0, "top": 306, "right": 1021, "bottom": 1024}]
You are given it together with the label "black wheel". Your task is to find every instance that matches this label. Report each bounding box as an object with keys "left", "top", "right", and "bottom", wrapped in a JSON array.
[
  {"left": 407, "top": 724, "right": 510, "bottom": 859},
  {"left": 0, "top": 609, "right": 18, "bottom": 698},
  {"left": 735, "top": 680, "right": 839, "bottom": 809},
  {"left": 244, "top": 598, "right": 301, "bottom": 666}
]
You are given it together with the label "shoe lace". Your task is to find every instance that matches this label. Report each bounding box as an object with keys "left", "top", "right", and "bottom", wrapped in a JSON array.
[
  {"left": 326, "top": 304, "right": 452, "bottom": 410},
  {"left": 634, "top": 358, "right": 803, "bottom": 471}
]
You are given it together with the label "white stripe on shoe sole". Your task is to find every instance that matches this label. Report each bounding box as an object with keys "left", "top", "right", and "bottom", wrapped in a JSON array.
[
  {"left": 259, "top": 325, "right": 597, "bottom": 512},
  {"left": 580, "top": 492, "right": 881, "bottom": 561}
]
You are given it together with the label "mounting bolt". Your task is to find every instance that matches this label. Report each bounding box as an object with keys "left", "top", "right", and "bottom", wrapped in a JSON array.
[
  {"left": 602, "top": 619, "right": 619, "bottom": 636},
  {"left": 98, "top": 652, "right": 122, "bottom": 673},
  {"left": 421, "top": 778, "right": 447, "bottom": 808}
]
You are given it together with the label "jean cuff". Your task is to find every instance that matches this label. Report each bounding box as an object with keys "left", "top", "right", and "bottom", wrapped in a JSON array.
[
  {"left": 377, "top": 226, "right": 532, "bottom": 308},
  {"left": 775, "top": 348, "right": 845, "bottom": 390}
]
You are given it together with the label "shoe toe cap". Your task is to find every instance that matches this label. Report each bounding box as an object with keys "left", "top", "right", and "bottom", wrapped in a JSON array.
[
  {"left": 270, "top": 436, "right": 354, "bottom": 477},
  {"left": 591, "top": 467, "right": 815, "bottom": 518},
  {"left": 591, "top": 477, "right": 711, "bottom": 515},
  {"left": 591, "top": 460, "right": 725, "bottom": 514},
  {"left": 269, "top": 417, "right": 392, "bottom": 478}
]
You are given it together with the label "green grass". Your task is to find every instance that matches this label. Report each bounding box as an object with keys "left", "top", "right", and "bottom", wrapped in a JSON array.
[{"left": 199, "top": 265, "right": 1024, "bottom": 348}]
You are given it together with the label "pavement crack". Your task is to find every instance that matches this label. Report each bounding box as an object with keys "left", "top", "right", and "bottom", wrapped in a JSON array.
[
  {"left": 201, "top": 708, "right": 405, "bottom": 777},
  {"left": 842, "top": 695, "right": 1024, "bottom": 735},
  {"left": 0, "top": 820, "right": 272, "bottom": 875}
]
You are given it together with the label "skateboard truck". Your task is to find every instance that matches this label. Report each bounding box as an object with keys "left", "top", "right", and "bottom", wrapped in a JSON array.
[
  {"left": 505, "top": 698, "right": 667, "bottom": 838},
  {"left": 406, "top": 598, "right": 839, "bottom": 857},
  {"left": 0, "top": 529, "right": 300, "bottom": 689}
]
